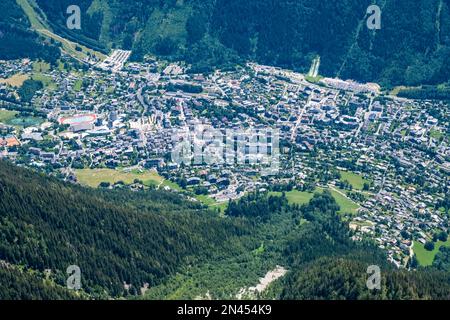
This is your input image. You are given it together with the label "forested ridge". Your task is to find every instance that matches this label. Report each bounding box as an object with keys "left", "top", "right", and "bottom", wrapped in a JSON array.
[
  {"left": 221, "top": 191, "right": 450, "bottom": 300},
  {"left": 32, "top": 0, "right": 450, "bottom": 87},
  {"left": 0, "top": 160, "right": 252, "bottom": 298},
  {"left": 281, "top": 257, "right": 450, "bottom": 299}
]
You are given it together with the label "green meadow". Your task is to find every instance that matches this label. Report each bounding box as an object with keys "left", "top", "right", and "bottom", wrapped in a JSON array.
[
  {"left": 339, "top": 170, "right": 369, "bottom": 190},
  {"left": 271, "top": 188, "right": 360, "bottom": 215},
  {"left": 413, "top": 239, "right": 450, "bottom": 266}
]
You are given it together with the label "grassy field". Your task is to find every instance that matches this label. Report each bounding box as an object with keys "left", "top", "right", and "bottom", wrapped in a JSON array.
[
  {"left": 31, "top": 73, "right": 56, "bottom": 90},
  {"left": 330, "top": 189, "right": 360, "bottom": 214},
  {"left": 0, "top": 110, "right": 44, "bottom": 128},
  {"left": 106, "top": 86, "right": 115, "bottom": 94},
  {"left": 304, "top": 75, "right": 323, "bottom": 84},
  {"left": 0, "top": 110, "right": 19, "bottom": 124},
  {"left": 194, "top": 194, "right": 228, "bottom": 213},
  {"left": 74, "top": 79, "right": 83, "bottom": 91},
  {"left": 160, "top": 179, "right": 182, "bottom": 191},
  {"left": 339, "top": 170, "right": 369, "bottom": 190},
  {"left": 429, "top": 129, "right": 444, "bottom": 140},
  {"left": 390, "top": 85, "right": 420, "bottom": 96},
  {"left": 16, "top": 0, "right": 47, "bottom": 29},
  {"left": 271, "top": 188, "right": 359, "bottom": 215},
  {"left": 318, "top": 187, "right": 360, "bottom": 214},
  {"left": 269, "top": 190, "right": 315, "bottom": 205},
  {"left": 0, "top": 61, "right": 56, "bottom": 92},
  {"left": 413, "top": 239, "right": 450, "bottom": 266},
  {"left": 6, "top": 116, "right": 44, "bottom": 128},
  {"left": 75, "top": 168, "right": 168, "bottom": 188},
  {"left": 33, "top": 61, "right": 51, "bottom": 73},
  {"left": 57, "top": 60, "right": 66, "bottom": 71},
  {"left": 0, "top": 74, "right": 29, "bottom": 87}
]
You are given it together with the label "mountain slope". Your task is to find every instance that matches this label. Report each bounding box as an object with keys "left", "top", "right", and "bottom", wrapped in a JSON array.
[
  {"left": 0, "top": 264, "right": 80, "bottom": 299},
  {"left": 0, "top": 0, "right": 60, "bottom": 63},
  {"left": 281, "top": 256, "right": 450, "bottom": 300},
  {"left": 278, "top": 193, "right": 450, "bottom": 300},
  {"left": 33, "top": 0, "right": 450, "bottom": 87},
  {"left": 0, "top": 160, "right": 251, "bottom": 297}
]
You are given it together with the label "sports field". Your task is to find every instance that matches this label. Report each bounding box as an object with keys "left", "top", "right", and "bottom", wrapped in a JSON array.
[{"left": 60, "top": 114, "right": 96, "bottom": 125}]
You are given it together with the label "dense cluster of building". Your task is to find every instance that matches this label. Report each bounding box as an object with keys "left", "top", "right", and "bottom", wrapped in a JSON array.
[{"left": 0, "top": 54, "right": 448, "bottom": 267}]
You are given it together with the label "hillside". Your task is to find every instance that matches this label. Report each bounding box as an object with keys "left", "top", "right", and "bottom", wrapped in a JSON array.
[
  {"left": 0, "top": 264, "right": 80, "bottom": 299},
  {"left": 0, "top": 0, "right": 60, "bottom": 63},
  {"left": 281, "top": 257, "right": 450, "bottom": 300},
  {"left": 32, "top": 0, "right": 450, "bottom": 87},
  {"left": 0, "top": 160, "right": 252, "bottom": 298}
]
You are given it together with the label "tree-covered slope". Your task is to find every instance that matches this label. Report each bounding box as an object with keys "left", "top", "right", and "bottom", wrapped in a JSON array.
[
  {"left": 221, "top": 190, "right": 450, "bottom": 300},
  {"left": 340, "top": 0, "right": 450, "bottom": 87},
  {"left": 34, "top": 0, "right": 450, "bottom": 87},
  {"left": 0, "top": 160, "right": 250, "bottom": 298},
  {"left": 0, "top": 264, "right": 79, "bottom": 300},
  {"left": 0, "top": 0, "right": 60, "bottom": 63},
  {"left": 281, "top": 257, "right": 450, "bottom": 300}
]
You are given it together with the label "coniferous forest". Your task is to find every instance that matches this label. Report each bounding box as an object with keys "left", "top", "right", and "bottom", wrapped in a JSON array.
[
  {"left": 0, "top": 0, "right": 60, "bottom": 64},
  {"left": 0, "top": 160, "right": 252, "bottom": 298}
]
